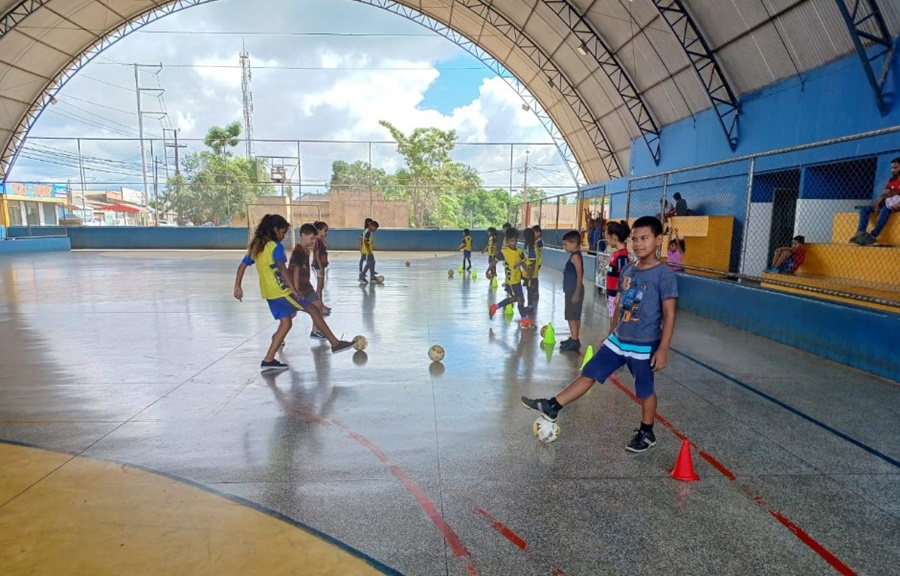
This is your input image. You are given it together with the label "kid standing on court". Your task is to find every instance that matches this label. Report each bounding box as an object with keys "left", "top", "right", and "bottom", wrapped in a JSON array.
[
  {"left": 290, "top": 223, "right": 328, "bottom": 340},
  {"left": 458, "top": 228, "right": 473, "bottom": 271},
  {"left": 489, "top": 228, "right": 534, "bottom": 328},
  {"left": 558, "top": 230, "right": 584, "bottom": 352},
  {"left": 234, "top": 215, "right": 354, "bottom": 372},
  {"left": 359, "top": 217, "right": 372, "bottom": 277},
  {"left": 312, "top": 221, "right": 331, "bottom": 314},
  {"left": 359, "top": 220, "right": 380, "bottom": 284},
  {"left": 605, "top": 220, "right": 631, "bottom": 318},
  {"left": 522, "top": 216, "right": 678, "bottom": 453},
  {"left": 482, "top": 227, "right": 498, "bottom": 278},
  {"left": 523, "top": 227, "right": 539, "bottom": 311}
]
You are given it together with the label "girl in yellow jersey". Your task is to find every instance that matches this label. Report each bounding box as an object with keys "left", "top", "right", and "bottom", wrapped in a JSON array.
[
  {"left": 481, "top": 227, "right": 498, "bottom": 278},
  {"left": 233, "top": 214, "right": 355, "bottom": 372},
  {"left": 457, "top": 228, "right": 473, "bottom": 271}
]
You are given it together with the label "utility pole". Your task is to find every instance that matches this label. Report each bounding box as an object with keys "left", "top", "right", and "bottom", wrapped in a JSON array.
[
  {"left": 153, "top": 157, "right": 160, "bottom": 227},
  {"left": 133, "top": 63, "right": 167, "bottom": 207},
  {"left": 240, "top": 44, "right": 254, "bottom": 159},
  {"left": 77, "top": 138, "right": 87, "bottom": 223},
  {"left": 164, "top": 128, "right": 186, "bottom": 176}
]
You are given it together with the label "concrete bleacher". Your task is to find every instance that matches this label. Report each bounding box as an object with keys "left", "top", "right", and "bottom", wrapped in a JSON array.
[{"left": 761, "top": 211, "right": 899, "bottom": 313}]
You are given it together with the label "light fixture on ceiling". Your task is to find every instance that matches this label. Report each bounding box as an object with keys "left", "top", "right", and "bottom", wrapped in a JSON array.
[
  {"left": 548, "top": 77, "right": 555, "bottom": 89},
  {"left": 521, "top": 103, "right": 531, "bottom": 112},
  {"left": 576, "top": 43, "right": 588, "bottom": 56},
  {"left": 49, "top": 96, "right": 58, "bottom": 105}
]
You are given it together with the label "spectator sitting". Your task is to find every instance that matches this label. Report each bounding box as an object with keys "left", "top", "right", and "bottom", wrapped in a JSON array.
[
  {"left": 666, "top": 226, "right": 685, "bottom": 272},
  {"left": 673, "top": 193, "right": 689, "bottom": 216},
  {"left": 766, "top": 236, "right": 806, "bottom": 274},
  {"left": 850, "top": 156, "right": 900, "bottom": 246}
]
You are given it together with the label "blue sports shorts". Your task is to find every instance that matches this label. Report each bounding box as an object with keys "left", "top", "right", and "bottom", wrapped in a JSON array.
[
  {"left": 581, "top": 335, "right": 660, "bottom": 399},
  {"left": 267, "top": 295, "right": 310, "bottom": 319}
]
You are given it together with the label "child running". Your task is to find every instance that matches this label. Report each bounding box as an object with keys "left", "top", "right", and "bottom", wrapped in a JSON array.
[
  {"left": 558, "top": 230, "right": 584, "bottom": 352},
  {"left": 605, "top": 220, "right": 631, "bottom": 319},
  {"left": 289, "top": 224, "right": 328, "bottom": 340},
  {"left": 489, "top": 227, "right": 534, "bottom": 328},
  {"left": 458, "top": 228, "right": 473, "bottom": 271},
  {"left": 522, "top": 216, "right": 678, "bottom": 452},
  {"left": 312, "top": 221, "right": 331, "bottom": 314},
  {"left": 234, "top": 215, "right": 355, "bottom": 372}
]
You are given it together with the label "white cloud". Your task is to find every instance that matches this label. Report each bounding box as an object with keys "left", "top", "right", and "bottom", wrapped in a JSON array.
[{"left": 10, "top": 0, "right": 573, "bottom": 192}]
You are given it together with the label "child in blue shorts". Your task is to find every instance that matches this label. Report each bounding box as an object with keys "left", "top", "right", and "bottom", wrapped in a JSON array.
[
  {"left": 522, "top": 216, "right": 678, "bottom": 452},
  {"left": 234, "top": 214, "right": 355, "bottom": 372}
]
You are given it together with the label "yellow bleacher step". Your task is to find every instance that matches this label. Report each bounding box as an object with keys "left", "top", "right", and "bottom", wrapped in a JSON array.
[
  {"left": 799, "top": 243, "right": 900, "bottom": 285},
  {"left": 832, "top": 211, "right": 900, "bottom": 245},
  {"left": 761, "top": 272, "right": 900, "bottom": 313}
]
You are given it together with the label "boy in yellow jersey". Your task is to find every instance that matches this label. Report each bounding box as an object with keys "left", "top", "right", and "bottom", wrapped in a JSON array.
[
  {"left": 359, "top": 220, "right": 381, "bottom": 284},
  {"left": 358, "top": 217, "right": 372, "bottom": 278},
  {"left": 481, "top": 227, "right": 498, "bottom": 277},
  {"left": 488, "top": 228, "right": 534, "bottom": 328},
  {"left": 528, "top": 225, "right": 544, "bottom": 309},
  {"left": 458, "top": 228, "right": 473, "bottom": 271},
  {"left": 234, "top": 215, "right": 355, "bottom": 372}
]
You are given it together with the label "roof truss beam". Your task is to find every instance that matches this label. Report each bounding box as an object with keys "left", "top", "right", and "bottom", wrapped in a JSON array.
[
  {"left": 650, "top": 0, "right": 740, "bottom": 151},
  {"left": 544, "top": 0, "right": 661, "bottom": 165},
  {"left": 458, "top": 0, "right": 621, "bottom": 178},
  {"left": 834, "top": 0, "right": 894, "bottom": 115},
  {"left": 0, "top": 0, "right": 53, "bottom": 39}
]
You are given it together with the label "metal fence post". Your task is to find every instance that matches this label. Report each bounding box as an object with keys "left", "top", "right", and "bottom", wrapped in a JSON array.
[{"left": 738, "top": 157, "right": 756, "bottom": 280}]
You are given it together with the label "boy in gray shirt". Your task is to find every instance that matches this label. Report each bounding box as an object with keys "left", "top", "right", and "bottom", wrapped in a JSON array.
[{"left": 522, "top": 216, "right": 678, "bottom": 452}]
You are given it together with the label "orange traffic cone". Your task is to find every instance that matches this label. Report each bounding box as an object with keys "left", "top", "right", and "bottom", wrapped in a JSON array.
[{"left": 669, "top": 439, "right": 699, "bottom": 481}]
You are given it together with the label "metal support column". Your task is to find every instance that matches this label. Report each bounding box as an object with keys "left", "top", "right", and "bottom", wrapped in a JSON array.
[{"left": 834, "top": 0, "right": 894, "bottom": 115}]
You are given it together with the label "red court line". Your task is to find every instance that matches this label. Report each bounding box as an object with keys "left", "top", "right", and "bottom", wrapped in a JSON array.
[
  {"left": 287, "top": 408, "right": 478, "bottom": 575},
  {"left": 475, "top": 508, "right": 528, "bottom": 550},
  {"left": 603, "top": 374, "right": 856, "bottom": 575}
]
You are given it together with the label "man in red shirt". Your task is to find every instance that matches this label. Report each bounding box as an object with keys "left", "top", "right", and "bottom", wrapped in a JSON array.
[{"left": 851, "top": 157, "right": 900, "bottom": 245}]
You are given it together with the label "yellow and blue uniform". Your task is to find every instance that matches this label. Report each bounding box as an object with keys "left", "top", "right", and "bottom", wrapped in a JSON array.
[
  {"left": 360, "top": 229, "right": 377, "bottom": 280},
  {"left": 242, "top": 241, "right": 307, "bottom": 319},
  {"left": 535, "top": 238, "right": 543, "bottom": 274},
  {"left": 486, "top": 235, "right": 496, "bottom": 258},
  {"left": 525, "top": 242, "right": 540, "bottom": 308},
  {"left": 459, "top": 234, "right": 472, "bottom": 255},
  {"left": 494, "top": 245, "right": 528, "bottom": 319}
]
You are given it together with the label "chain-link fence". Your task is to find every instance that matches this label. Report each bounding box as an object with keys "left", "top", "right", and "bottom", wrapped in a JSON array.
[{"left": 512, "top": 128, "right": 900, "bottom": 311}]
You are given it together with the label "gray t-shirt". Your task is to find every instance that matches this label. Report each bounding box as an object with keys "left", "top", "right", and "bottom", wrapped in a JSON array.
[{"left": 615, "top": 262, "right": 679, "bottom": 344}]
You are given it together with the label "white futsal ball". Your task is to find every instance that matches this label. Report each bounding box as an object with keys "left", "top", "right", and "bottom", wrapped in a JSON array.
[
  {"left": 448, "top": 270, "right": 455, "bottom": 278},
  {"left": 532, "top": 417, "right": 560, "bottom": 443},
  {"left": 353, "top": 335, "right": 368, "bottom": 351},
  {"left": 376, "top": 275, "right": 385, "bottom": 283},
  {"left": 428, "top": 345, "right": 445, "bottom": 362}
]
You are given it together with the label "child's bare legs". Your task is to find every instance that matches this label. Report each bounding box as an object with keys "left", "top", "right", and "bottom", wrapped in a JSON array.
[
  {"left": 640, "top": 393, "right": 657, "bottom": 426},
  {"left": 316, "top": 273, "right": 327, "bottom": 308},
  {"left": 555, "top": 374, "right": 597, "bottom": 405},
  {"left": 304, "top": 306, "right": 341, "bottom": 347},
  {"left": 771, "top": 247, "right": 790, "bottom": 268},
  {"left": 265, "top": 317, "right": 292, "bottom": 362},
  {"left": 567, "top": 319, "right": 581, "bottom": 341}
]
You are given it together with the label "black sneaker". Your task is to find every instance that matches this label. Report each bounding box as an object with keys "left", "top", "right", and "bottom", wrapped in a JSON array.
[
  {"left": 310, "top": 330, "right": 327, "bottom": 341},
  {"left": 331, "top": 340, "right": 355, "bottom": 354},
  {"left": 560, "top": 339, "right": 581, "bottom": 352},
  {"left": 260, "top": 359, "right": 289, "bottom": 372},
  {"left": 625, "top": 429, "right": 657, "bottom": 453},
  {"left": 521, "top": 396, "right": 558, "bottom": 422},
  {"left": 358, "top": 276, "right": 369, "bottom": 285},
  {"left": 857, "top": 233, "right": 876, "bottom": 246}
]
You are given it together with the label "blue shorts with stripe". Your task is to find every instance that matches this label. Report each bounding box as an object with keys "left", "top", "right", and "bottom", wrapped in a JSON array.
[
  {"left": 267, "top": 295, "right": 311, "bottom": 320},
  {"left": 580, "top": 334, "right": 659, "bottom": 399}
]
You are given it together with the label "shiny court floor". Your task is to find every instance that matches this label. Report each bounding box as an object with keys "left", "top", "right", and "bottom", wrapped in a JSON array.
[{"left": 0, "top": 249, "right": 898, "bottom": 576}]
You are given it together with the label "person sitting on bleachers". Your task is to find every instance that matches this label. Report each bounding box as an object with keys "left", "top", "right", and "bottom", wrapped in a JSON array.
[
  {"left": 850, "top": 157, "right": 900, "bottom": 246},
  {"left": 767, "top": 236, "right": 806, "bottom": 274}
]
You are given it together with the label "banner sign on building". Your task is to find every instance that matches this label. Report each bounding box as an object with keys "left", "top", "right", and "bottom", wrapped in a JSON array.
[{"left": 2, "top": 183, "right": 68, "bottom": 199}]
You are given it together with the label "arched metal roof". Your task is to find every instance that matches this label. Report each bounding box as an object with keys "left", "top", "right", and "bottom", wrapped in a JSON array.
[{"left": 1, "top": 0, "right": 899, "bottom": 185}]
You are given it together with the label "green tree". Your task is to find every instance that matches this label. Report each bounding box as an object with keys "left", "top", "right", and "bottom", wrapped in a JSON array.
[
  {"left": 161, "top": 123, "right": 271, "bottom": 224},
  {"left": 328, "top": 160, "right": 392, "bottom": 194},
  {"left": 379, "top": 120, "right": 457, "bottom": 228},
  {"left": 460, "top": 188, "right": 509, "bottom": 228}
]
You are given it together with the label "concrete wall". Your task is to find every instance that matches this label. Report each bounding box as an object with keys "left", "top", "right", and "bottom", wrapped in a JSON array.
[{"left": 0, "top": 237, "right": 70, "bottom": 254}]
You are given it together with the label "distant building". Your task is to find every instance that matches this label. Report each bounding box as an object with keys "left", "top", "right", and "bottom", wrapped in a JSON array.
[{"left": 1, "top": 182, "right": 68, "bottom": 227}]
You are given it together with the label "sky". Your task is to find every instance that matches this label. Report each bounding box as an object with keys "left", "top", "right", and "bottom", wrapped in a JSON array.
[{"left": 11, "top": 0, "right": 576, "bottom": 195}]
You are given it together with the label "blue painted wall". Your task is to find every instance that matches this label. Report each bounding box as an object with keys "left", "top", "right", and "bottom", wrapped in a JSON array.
[
  {"left": 801, "top": 158, "right": 876, "bottom": 200},
  {"left": 675, "top": 274, "right": 899, "bottom": 381},
  {"left": 0, "top": 237, "right": 70, "bottom": 254},
  {"left": 629, "top": 45, "right": 900, "bottom": 176}
]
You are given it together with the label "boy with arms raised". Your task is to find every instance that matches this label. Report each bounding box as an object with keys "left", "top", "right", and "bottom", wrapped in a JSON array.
[{"left": 522, "top": 216, "right": 678, "bottom": 452}]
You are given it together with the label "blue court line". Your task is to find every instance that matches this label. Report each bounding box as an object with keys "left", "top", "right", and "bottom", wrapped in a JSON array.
[{"left": 671, "top": 348, "right": 900, "bottom": 469}]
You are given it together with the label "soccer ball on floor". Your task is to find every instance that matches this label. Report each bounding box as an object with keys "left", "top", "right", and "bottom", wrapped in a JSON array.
[
  {"left": 533, "top": 417, "right": 560, "bottom": 443},
  {"left": 375, "top": 275, "right": 385, "bottom": 283},
  {"left": 428, "top": 345, "right": 445, "bottom": 362},
  {"left": 448, "top": 270, "right": 455, "bottom": 278},
  {"left": 540, "top": 325, "right": 548, "bottom": 338},
  {"left": 405, "top": 261, "right": 411, "bottom": 267},
  {"left": 353, "top": 335, "right": 368, "bottom": 351},
  {"left": 485, "top": 269, "right": 494, "bottom": 280}
]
